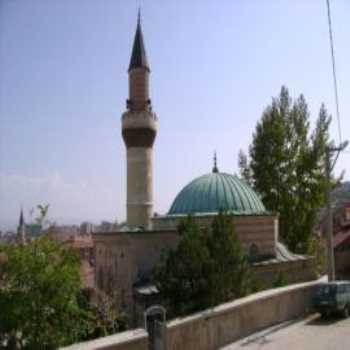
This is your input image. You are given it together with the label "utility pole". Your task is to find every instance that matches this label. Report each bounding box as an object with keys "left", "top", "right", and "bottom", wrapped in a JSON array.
[{"left": 325, "top": 141, "right": 348, "bottom": 282}]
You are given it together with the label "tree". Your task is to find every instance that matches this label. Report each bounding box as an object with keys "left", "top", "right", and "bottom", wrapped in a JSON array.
[
  {"left": 35, "top": 203, "right": 50, "bottom": 227},
  {"left": 238, "top": 149, "right": 253, "bottom": 186},
  {"left": 154, "top": 216, "right": 212, "bottom": 315},
  {"left": 206, "top": 212, "right": 252, "bottom": 304},
  {"left": 154, "top": 213, "right": 252, "bottom": 316},
  {"left": 0, "top": 238, "right": 87, "bottom": 349},
  {"left": 246, "top": 86, "right": 331, "bottom": 253}
]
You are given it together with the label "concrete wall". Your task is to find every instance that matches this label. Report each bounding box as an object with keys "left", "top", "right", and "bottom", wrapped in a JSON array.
[
  {"left": 164, "top": 280, "right": 320, "bottom": 350},
  {"left": 61, "top": 329, "right": 148, "bottom": 350}
]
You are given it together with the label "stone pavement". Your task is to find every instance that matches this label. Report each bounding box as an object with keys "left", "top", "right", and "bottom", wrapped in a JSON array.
[{"left": 222, "top": 314, "right": 350, "bottom": 350}]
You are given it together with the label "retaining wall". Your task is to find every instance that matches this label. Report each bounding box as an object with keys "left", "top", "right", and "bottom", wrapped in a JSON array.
[
  {"left": 165, "top": 280, "right": 320, "bottom": 350},
  {"left": 62, "top": 280, "right": 321, "bottom": 350}
]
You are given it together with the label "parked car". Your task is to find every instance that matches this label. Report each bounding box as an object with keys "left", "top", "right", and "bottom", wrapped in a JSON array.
[{"left": 314, "top": 281, "right": 350, "bottom": 318}]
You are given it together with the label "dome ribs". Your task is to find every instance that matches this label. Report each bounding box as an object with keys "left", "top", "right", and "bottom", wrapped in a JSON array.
[{"left": 167, "top": 173, "right": 267, "bottom": 216}]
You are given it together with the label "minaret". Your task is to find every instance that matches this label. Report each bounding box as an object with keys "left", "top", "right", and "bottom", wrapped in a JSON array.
[{"left": 122, "top": 13, "right": 157, "bottom": 230}]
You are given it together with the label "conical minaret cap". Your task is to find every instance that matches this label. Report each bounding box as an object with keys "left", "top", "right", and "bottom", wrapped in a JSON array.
[
  {"left": 128, "top": 11, "right": 150, "bottom": 72},
  {"left": 19, "top": 206, "right": 25, "bottom": 226}
]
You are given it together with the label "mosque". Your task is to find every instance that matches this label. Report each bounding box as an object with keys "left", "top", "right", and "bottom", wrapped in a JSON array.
[{"left": 93, "top": 15, "right": 316, "bottom": 324}]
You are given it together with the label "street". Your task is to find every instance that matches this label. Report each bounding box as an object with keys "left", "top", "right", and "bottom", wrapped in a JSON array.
[{"left": 223, "top": 314, "right": 350, "bottom": 350}]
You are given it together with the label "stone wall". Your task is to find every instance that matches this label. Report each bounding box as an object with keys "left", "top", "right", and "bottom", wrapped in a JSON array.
[
  {"left": 61, "top": 329, "right": 148, "bottom": 350},
  {"left": 93, "top": 231, "right": 179, "bottom": 318},
  {"left": 253, "top": 258, "right": 317, "bottom": 287}
]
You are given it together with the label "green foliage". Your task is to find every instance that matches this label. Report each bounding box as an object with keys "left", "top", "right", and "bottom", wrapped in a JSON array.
[
  {"left": 238, "top": 149, "right": 253, "bottom": 186},
  {"left": 0, "top": 238, "right": 128, "bottom": 349},
  {"left": 308, "top": 235, "right": 327, "bottom": 276},
  {"left": 246, "top": 86, "right": 331, "bottom": 253},
  {"left": 206, "top": 212, "right": 252, "bottom": 303},
  {"left": 273, "top": 272, "right": 288, "bottom": 288},
  {"left": 0, "top": 238, "right": 86, "bottom": 349},
  {"left": 154, "top": 213, "right": 252, "bottom": 316},
  {"left": 154, "top": 216, "right": 211, "bottom": 315},
  {"left": 77, "top": 290, "right": 128, "bottom": 341}
]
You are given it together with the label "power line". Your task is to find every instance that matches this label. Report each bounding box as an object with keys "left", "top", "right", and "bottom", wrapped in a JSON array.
[{"left": 326, "top": 0, "right": 342, "bottom": 143}]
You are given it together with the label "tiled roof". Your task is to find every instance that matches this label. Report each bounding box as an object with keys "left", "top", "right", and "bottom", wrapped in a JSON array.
[{"left": 333, "top": 229, "right": 350, "bottom": 249}]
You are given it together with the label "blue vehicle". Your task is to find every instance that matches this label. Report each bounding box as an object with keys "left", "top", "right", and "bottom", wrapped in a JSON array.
[{"left": 314, "top": 281, "right": 350, "bottom": 318}]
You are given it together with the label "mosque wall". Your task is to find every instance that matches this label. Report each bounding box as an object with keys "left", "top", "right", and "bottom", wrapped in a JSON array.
[
  {"left": 94, "top": 224, "right": 315, "bottom": 327},
  {"left": 93, "top": 231, "right": 179, "bottom": 319},
  {"left": 153, "top": 214, "right": 277, "bottom": 258}
]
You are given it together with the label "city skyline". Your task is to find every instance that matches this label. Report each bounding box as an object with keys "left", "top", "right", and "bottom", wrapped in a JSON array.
[{"left": 1, "top": 0, "right": 350, "bottom": 230}]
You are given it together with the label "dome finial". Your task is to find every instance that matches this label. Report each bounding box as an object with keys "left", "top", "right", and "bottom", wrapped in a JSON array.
[{"left": 212, "top": 151, "right": 219, "bottom": 173}]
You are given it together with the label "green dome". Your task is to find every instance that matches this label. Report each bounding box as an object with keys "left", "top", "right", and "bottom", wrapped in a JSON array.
[{"left": 168, "top": 172, "right": 266, "bottom": 215}]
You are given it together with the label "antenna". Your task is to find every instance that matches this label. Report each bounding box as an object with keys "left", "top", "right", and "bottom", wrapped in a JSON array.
[{"left": 326, "top": 0, "right": 342, "bottom": 143}]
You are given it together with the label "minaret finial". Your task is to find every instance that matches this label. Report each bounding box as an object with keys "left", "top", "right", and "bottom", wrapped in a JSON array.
[
  {"left": 212, "top": 151, "right": 219, "bottom": 173},
  {"left": 138, "top": 7, "right": 141, "bottom": 26}
]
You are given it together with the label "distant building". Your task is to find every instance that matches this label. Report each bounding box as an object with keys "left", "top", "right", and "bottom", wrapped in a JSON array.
[
  {"left": 16, "top": 208, "right": 43, "bottom": 244},
  {"left": 47, "top": 225, "right": 79, "bottom": 242},
  {"left": 80, "top": 221, "right": 95, "bottom": 234},
  {"left": 333, "top": 202, "right": 350, "bottom": 278},
  {"left": 47, "top": 225, "right": 95, "bottom": 288},
  {"left": 0, "top": 231, "right": 17, "bottom": 244},
  {"left": 61, "top": 235, "right": 95, "bottom": 288},
  {"left": 94, "top": 221, "right": 118, "bottom": 233},
  {"left": 26, "top": 224, "right": 42, "bottom": 239}
]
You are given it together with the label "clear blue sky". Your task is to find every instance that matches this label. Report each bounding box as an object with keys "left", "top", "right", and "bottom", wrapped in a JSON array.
[{"left": 1, "top": 0, "right": 349, "bottom": 230}]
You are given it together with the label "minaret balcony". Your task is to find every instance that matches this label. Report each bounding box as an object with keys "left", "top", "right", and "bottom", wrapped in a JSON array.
[{"left": 122, "top": 110, "right": 157, "bottom": 132}]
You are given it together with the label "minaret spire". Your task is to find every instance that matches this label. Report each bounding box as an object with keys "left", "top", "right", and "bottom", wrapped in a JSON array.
[
  {"left": 19, "top": 206, "right": 24, "bottom": 227},
  {"left": 17, "top": 206, "right": 27, "bottom": 245},
  {"left": 128, "top": 10, "right": 150, "bottom": 72}
]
